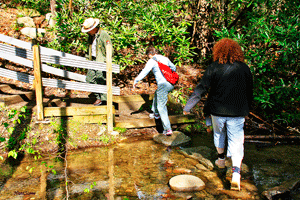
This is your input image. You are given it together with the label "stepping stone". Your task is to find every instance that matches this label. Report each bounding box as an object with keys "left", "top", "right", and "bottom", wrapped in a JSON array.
[
  {"left": 153, "top": 131, "right": 191, "bottom": 146},
  {"left": 169, "top": 175, "right": 205, "bottom": 192}
]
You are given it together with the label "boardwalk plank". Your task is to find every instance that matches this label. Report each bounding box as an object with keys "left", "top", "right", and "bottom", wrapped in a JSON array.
[
  {"left": 44, "top": 105, "right": 115, "bottom": 117},
  {"left": 115, "top": 114, "right": 195, "bottom": 128}
]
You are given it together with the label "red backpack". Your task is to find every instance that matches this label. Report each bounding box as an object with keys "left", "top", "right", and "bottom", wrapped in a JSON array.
[{"left": 153, "top": 58, "right": 179, "bottom": 85}]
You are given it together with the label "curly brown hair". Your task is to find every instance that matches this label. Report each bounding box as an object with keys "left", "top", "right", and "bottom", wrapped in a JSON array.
[{"left": 213, "top": 38, "right": 245, "bottom": 64}]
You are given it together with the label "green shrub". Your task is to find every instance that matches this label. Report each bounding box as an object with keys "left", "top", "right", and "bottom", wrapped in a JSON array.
[
  {"left": 4, "top": 0, "right": 300, "bottom": 127},
  {"left": 210, "top": 0, "right": 300, "bottom": 126},
  {"left": 5, "top": 0, "right": 50, "bottom": 15},
  {"left": 46, "top": 0, "right": 195, "bottom": 69}
]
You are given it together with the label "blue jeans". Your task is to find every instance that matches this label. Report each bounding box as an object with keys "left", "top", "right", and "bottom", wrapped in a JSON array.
[
  {"left": 211, "top": 115, "right": 245, "bottom": 167},
  {"left": 152, "top": 82, "right": 174, "bottom": 131}
]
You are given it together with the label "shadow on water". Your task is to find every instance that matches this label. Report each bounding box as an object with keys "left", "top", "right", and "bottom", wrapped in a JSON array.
[
  {"left": 1, "top": 121, "right": 300, "bottom": 199},
  {"left": 178, "top": 129, "right": 300, "bottom": 200},
  {"left": 0, "top": 133, "right": 252, "bottom": 199},
  {"left": 243, "top": 141, "right": 300, "bottom": 198},
  {"left": 46, "top": 116, "right": 69, "bottom": 200}
]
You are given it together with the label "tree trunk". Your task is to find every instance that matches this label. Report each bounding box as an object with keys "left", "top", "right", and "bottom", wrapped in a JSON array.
[
  {"left": 69, "top": 0, "right": 73, "bottom": 15},
  {"left": 224, "top": 0, "right": 229, "bottom": 28},
  {"left": 190, "top": 0, "right": 211, "bottom": 57},
  {"left": 50, "top": 0, "right": 56, "bottom": 16}
]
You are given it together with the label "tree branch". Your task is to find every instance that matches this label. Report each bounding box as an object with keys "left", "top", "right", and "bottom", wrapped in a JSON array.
[{"left": 227, "top": 0, "right": 255, "bottom": 30}]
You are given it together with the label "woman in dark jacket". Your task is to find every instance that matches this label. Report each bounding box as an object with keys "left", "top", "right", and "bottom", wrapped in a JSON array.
[{"left": 183, "top": 38, "right": 253, "bottom": 191}]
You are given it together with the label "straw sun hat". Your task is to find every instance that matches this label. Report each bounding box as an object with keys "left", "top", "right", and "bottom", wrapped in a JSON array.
[{"left": 81, "top": 18, "right": 100, "bottom": 33}]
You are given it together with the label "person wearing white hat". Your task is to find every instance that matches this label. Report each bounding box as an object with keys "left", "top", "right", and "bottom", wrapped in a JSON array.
[{"left": 82, "top": 18, "right": 113, "bottom": 106}]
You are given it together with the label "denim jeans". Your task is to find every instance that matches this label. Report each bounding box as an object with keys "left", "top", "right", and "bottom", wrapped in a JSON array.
[
  {"left": 211, "top": 115, "right": 245, "bottom": 167},
  {"left": 152, "top": 82, "right": 174, "bottom": 131}
]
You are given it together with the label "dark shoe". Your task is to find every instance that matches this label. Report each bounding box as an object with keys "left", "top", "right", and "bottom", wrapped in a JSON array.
[{"left": 93, "top": 99, "right": 102, "bottom": 106}]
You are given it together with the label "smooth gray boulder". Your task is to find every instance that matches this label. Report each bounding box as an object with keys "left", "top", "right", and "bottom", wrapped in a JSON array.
[{"left": 169, "top": 175, "right": 205, "bottom": 192}]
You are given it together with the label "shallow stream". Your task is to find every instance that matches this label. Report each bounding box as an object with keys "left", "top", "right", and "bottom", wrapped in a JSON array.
[{"left": 0, "top": 132, "right": 300, "bottom": 199}]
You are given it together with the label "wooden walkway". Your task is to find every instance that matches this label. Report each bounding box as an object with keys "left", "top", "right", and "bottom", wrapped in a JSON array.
[
  {"left": 0, "top": 84, "right": 195, "bottom": 128},
  {"left": 0, "top": 34, "right": 195, "bottom": 129}
]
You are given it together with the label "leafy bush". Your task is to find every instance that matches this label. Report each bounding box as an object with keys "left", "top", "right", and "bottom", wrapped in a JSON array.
[
  {"left": 208, "top": 0, "right": 300, "bottom": 126},
  {"left": 4, "top": 0, "right": 50, "bottom": 15},
  {"left": 4, "top": 0, "right": 300, "bottom": 128},
  {"left": 46, "top": 0, "right": 195, "bottom": 69}
]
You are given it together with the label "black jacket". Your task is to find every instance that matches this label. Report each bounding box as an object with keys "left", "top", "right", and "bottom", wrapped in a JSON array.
[{"left": 183, "top": 61, "right": 253, "bottom": 117}]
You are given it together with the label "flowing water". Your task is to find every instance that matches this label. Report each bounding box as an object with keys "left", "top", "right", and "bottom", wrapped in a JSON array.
[
  {"left": 0, "top": 132, "right": 300, "bottom": 199},
  {"left": 190, "top": 132, "right": 300, "bottom": 199}
]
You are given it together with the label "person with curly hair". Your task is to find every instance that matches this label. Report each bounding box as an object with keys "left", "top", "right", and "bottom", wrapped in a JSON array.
[{"left": 183, "top": 38, "right": 253, "bottom": 191}]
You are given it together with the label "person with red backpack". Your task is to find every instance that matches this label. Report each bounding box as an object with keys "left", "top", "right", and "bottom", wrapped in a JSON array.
[{"left": 133, "top": 46, "right": 176, "bottom": 136}]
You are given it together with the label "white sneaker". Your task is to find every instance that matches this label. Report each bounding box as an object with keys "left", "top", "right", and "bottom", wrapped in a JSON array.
[
  {"left": 149, "top": 113, "right": 160, "bottom": 119},
  {"left": 231, "top": 172, "right": 241, "bottom": 191}
]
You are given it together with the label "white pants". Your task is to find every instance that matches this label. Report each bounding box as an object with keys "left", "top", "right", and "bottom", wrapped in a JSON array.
[{"left": 212, "top": 115, "right": 245, "bottom": 168}]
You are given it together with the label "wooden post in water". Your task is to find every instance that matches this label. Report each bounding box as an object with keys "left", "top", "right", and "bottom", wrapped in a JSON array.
[
  {"left": 106, "top": 41, "right": 113, "bottom": 133},
  {"left": 33, "top": 41, "right": 44, "bottom": 120}
]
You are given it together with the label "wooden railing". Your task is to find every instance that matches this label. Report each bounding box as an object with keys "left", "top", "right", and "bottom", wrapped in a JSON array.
[{"left": 0, "top": 34, "right": 120, "bottom": 133}]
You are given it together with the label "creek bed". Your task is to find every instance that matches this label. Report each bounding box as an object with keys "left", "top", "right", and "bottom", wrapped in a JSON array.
[{"left": 0, "top": 132, "right": 299, "bottom": 199}]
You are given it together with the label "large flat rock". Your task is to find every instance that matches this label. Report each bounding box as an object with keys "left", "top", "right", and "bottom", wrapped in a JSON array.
[
  {"left": 169, "top": 175, "right": 205, "bottom": 192},
  {"left": 153, "top": 131, "right": 191, "bottom": 146}
]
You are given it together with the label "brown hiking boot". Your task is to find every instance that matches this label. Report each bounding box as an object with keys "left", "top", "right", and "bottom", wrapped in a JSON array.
[{"left": 215, "top": 158, "right": 226, "bottom": 169}]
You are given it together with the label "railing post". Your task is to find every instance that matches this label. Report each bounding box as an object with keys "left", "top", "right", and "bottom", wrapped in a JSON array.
[
  {"left": 32, "top": 40, "right": 44, "bottom": 121},
  {"left": 106, "top": 41, "right": 113, "bottom": 133}
]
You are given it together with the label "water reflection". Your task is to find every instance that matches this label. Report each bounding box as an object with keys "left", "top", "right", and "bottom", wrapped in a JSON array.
[
  {"left": 244, "top": 142, "right": 300, "bottom": 192},
  {"left": 2, "top": 133, "right": 300, "bottom": 199},
  {"left": 108, "top": 147, "right": 115, "bottom": 199}
]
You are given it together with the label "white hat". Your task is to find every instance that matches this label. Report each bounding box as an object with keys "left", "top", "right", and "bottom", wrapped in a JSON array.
[{"left": 81, "top": 18, "right": 100, "bottom": 33}]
